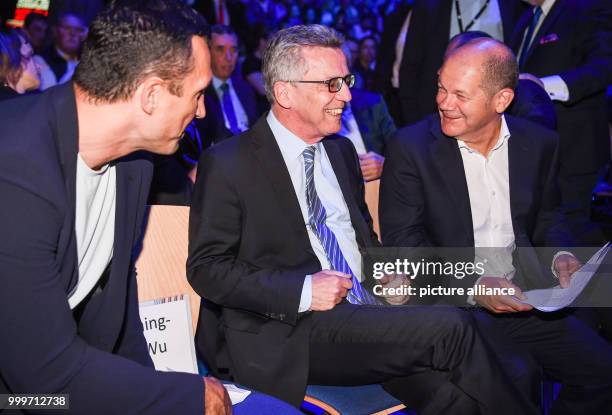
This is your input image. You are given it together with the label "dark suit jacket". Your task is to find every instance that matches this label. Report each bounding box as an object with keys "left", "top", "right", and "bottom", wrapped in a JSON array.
[
  {"left": 380, "top": 115, "right": 571, "bottom": 295},
  {"left": 374, "top": 2, "right": 412, "bottom": 94},
  {"left": 39, "top": 46, "right": 71, "bottom": 84},
  {"left": 399, "top": 0, "right": 527, "bottom": 125},
  {"left": 509, "top": 0, "right": 612, "bottom": 175},
  {"left": 351, "top": 88, "right": 397, "bottom": 155},
  {"left": 0, "top": 84, "right": 204, "bottom": 414},
  {"left": 187, "top": 116, "right": 380, "bottom": 406},
  {"left": 194, "top": 75, "right": 258, "bottom": 148}
]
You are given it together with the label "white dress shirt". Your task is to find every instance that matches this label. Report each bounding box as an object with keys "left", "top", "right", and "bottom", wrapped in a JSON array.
[
  {"left": 517, "top": 0, "right": 570, "bottom": 102},
  {"left": 267, "top": 111, "right": 364, "bottom": 312},
  {"left": 212, "top": 76, "right": 250, "bottom": 133},
  {"left": 449, "top": 0, "right": 504, "bottom": 41},
  {"left": 458, "top": 116, "right": 516, "bottom": 283}
]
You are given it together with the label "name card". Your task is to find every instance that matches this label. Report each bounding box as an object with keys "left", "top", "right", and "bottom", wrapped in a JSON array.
[{"left": 139, "top": 295, "right": 198, "bottom": 374}]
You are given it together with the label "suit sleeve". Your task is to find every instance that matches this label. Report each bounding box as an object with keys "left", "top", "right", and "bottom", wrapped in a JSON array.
[
  {"left": 0, "top": 178, "right": 204, "bottom": 415},
  {"left": 187, "top": 148, "right": 305, "bottom": 325},
  {"left": 558, "top": 1, "right": 612, "bottom": 105}
]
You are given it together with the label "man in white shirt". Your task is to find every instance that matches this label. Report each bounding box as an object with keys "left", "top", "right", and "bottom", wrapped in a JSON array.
[
  {"left": 381, "top": 37, "right": 612, "bottom": 413},
  {"left": 188, "top": 24, "right": 539, "bottom": 415}
]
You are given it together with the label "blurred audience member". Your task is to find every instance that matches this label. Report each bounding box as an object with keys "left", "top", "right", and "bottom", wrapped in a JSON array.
[
  {"left": 375, "top": 0, "right": 412, "bottom": 125},
  {"left": 342, "top": 44, "right": 396, "bottom": 181},
  {"left": 354, "top": 35, "right": 377, "bottom": 91},
  {"left": 399, "top": 0, "right": 527, "bottom": 126},
  {"left": 510, "top": 0, "right": 612, "bottom": 220},
  {"left": 242, "top": 23, "right": 271, "bottom": 115},
  {"left": 0, "top": 30, "right": 40, "bottom": 101},
  {"left": 23, "top": 12, "right": 49, "bottom": 54},
  {"left": 38, "top": 12, "right": 88, "bottom": 90},
  {"left": 195, "top": 24, "right": 257, "bottom": 147}
]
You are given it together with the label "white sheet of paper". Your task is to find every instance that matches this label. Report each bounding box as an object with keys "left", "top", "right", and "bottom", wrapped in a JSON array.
[
  {"left": 520, "top": 243, "right": 610, "bottom": 312},
  {"left": 223, "top": 384, "right": 252, "bottom": 405}
]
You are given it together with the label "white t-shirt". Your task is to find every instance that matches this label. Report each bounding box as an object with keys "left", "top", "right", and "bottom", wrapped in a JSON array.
[{"left": 67, "top": 154, "right": 116, "bottom": 309}]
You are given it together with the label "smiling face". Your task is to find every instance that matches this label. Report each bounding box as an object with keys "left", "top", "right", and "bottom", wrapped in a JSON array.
[
  {"left": 283, "top": 46, "right": 352, "bottom": 143},
  {"left": 146, "top": 36, "right": 212, "bottom": 154},
  {"left": 436, "top": 53, "right": 500, "bottom": 145}
]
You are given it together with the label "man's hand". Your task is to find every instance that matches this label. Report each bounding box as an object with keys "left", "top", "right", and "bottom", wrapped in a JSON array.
[
  {"left": 377, "top": 274, "right": 410, "bottom": 305},
  {"left": 310, "top": 270, "right": 353, "bottom": 311},
  {"left": 519, "top": 72, "right": 545, "bottom": 89},
  {"left": 553, "top": 254, "right": 582, "bottom": 288},
  {"left": 204, "top": 377, "right": 232, "bottom": 415},
  {"left": 359, "top": 152, "right": 384, "bottom": 182},
  {"left": 474, "top": 276, "right": 533, "bottom": 313}
]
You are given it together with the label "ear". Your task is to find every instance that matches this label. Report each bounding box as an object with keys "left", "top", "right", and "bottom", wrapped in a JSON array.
[
  {"left": 494, "top": 88, "right": 514, "bottom": 114},
  {"left": 273, "top": 81, "right": 292, "bottom": 109},
  {"left": 139, "top": 77, "right": 165, "bottom": 115}
]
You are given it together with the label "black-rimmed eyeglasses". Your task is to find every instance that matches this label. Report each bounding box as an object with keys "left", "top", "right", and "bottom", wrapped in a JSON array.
[{"left": 288, "top": 74, "right": 355, "bottom": 93}]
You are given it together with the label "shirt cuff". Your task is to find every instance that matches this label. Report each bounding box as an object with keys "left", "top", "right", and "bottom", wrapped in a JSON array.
[
  {"left": 298, "top": 275, "right": 313, "bottom": 312},
  {"left": 540, "top": 75, "right": 570, "bottom": 102},
  {"left": 550, "top": 251, "right": 576, "bottom": 278}
]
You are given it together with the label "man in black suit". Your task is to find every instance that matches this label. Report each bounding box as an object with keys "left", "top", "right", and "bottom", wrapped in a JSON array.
[
  {"left": 0, "top": 1, "right": 232, "bottom": 414},
  {"left": 194, "top": 24, "right": 258, "bottom": 148},
  {"left": 188, "top": 24, "right": 539, "bottom": 414},
  {"left": 509, "top": 0, "right": 612, "bottom": 219},
  {"left": 381, "top": 38, "right": 612, "bottom": 413},
  {"left": 398, "top": 0, "right": 527, "bottom": 126}
]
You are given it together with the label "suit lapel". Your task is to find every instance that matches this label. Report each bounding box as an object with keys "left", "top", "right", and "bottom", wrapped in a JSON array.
[
  {"left": 499, "top": 0, "right": 518, "bottom": 43},
  {"left": 526, "top": 0, "right": 567, "bottom": 63},
  {"left": 429, "top": 120, "right": 474, "bottom": 244},
  {"left": 323, "top": 138, "right": 371, "bottom": 247},
  {"left": 50, "top": 84, "right": 80, "bottom": 292},
  {"left": 250, "top": 117, "right": 312, "bottom": 245},
  {"left": 506, "top": 118, "right": 532, "bottom": 242}
]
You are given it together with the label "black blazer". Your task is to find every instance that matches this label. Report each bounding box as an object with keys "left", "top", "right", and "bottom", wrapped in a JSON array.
[
  {"left": 398, "top": 0, "right": 527, "bottom": 126},
  {"left": 194, "top": 76, "right": 258, "bottom": 148},
  {"left": 0, "top": 84, "right": 206, "bottom": 414},
  {"left": 380, "top": 115, "right": 571, "bottom": 293},
  {"left": 509, "top": 0, "right": 612, "bottom": 175},
  {"left": 187, "top": 115, "right": 380, "bottom": 406}
]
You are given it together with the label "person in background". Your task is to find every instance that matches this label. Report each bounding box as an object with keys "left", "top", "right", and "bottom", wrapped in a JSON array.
[
  {"left": 22, "top": 12, "right": 49, "bottom": 55},
  {"left": 194, "top": 24, "right": 257, "bottom": 147},
  {"left": 353, "top": 35, "right": 377, "bottom": 91},
  {"left": 0, "top": 30, "right": 40, "bottom": 101},
  {"left": 341, "top": 44, "right": 396, "bottom": 181},
  {"left": 241, "top": 23, "right": 271, "bottom": 115},
  {"left": 38, "top": 12, "right": 88, "bottom": 90}
]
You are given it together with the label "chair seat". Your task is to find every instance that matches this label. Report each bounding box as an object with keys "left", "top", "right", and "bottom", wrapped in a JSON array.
[{"left": 304, "top": 384, "right": 406, "bottom": 415}]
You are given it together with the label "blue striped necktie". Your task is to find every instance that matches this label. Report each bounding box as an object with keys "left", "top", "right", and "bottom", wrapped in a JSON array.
[
  {"left": 220, "top": 82, "right": 241, "bottom": 135},
  {"left": 303, "top": 145, "right": 379, "bottom": 305}
]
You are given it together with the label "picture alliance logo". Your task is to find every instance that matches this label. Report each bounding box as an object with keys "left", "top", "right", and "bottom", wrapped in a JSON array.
[{"left": 371, "top": 259, "right": 486, "bottom": 280}]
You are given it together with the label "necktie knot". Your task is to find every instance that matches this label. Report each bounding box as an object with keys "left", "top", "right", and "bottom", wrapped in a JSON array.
[
  {"left": 220, "top": 82, "right": 229, "bottom": 93},
  {"left": 303, "top": 146, "right": 316, "bottom": 164}
]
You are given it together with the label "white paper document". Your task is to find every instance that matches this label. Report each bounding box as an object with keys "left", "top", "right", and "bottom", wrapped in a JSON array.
[
  {"left": 519, "top": 243, "right": 610, "bottom": 312},
  {"left": 223, "top": 384, "right": 252, "bottom": 405}
]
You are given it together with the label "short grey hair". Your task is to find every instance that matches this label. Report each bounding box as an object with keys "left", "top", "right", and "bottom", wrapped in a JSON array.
[{"left": 262, "top": 24, "right": 345, "bottom": 104}]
